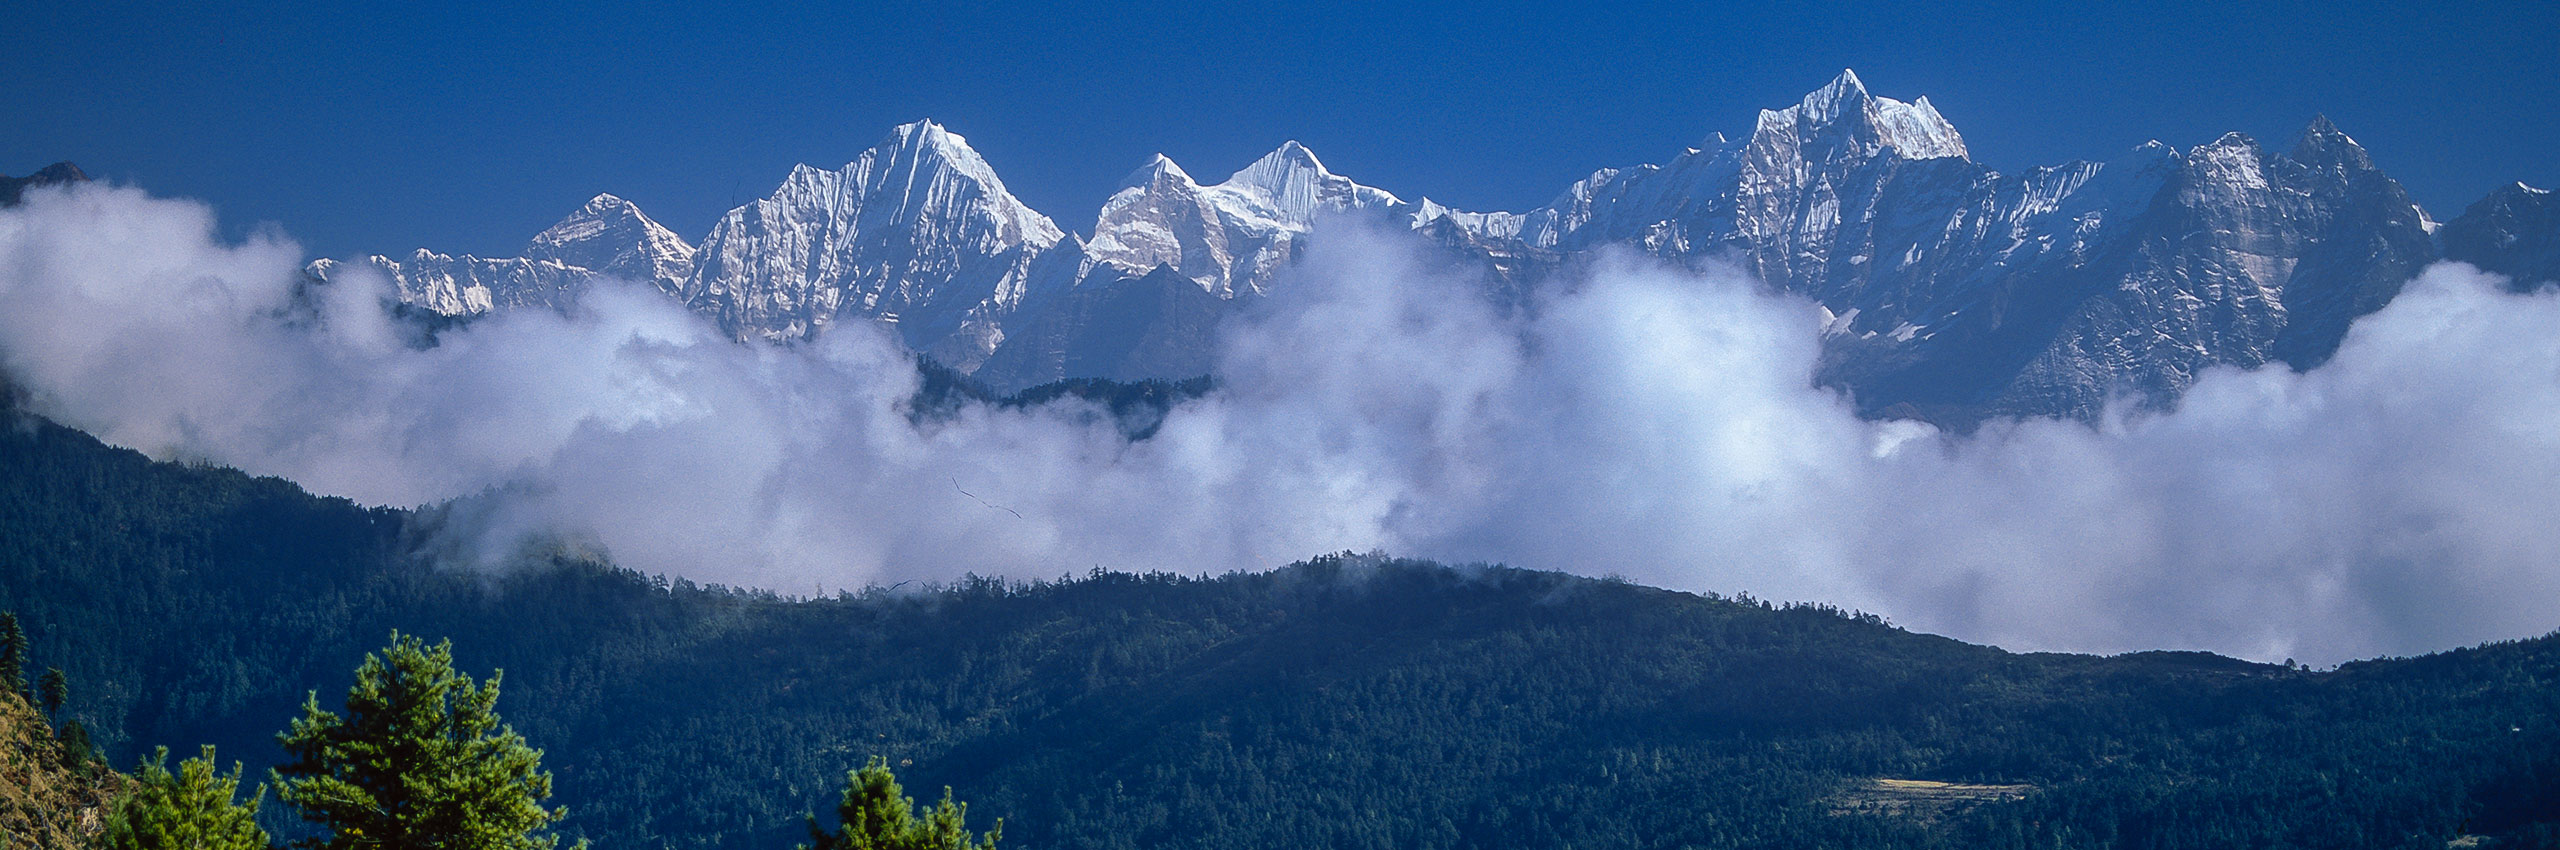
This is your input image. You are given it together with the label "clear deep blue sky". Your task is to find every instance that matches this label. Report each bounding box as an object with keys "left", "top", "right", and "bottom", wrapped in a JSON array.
[{"left": 5, "top": 0, "right": 2552, "bottom": 260}]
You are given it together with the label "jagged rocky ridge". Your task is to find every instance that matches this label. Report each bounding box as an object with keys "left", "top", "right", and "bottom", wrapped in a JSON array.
[{"left": 304, "top": 70, "right": 2556, "bottom": 422}]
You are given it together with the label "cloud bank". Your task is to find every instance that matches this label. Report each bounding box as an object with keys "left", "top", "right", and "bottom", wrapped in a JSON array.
[{"left": 3, "top": 183, "right": 2555, "bottom": 665}]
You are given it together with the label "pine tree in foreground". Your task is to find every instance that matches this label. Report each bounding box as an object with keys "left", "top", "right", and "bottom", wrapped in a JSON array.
[
  {"left": 273, "top": 631, "right": 581, "bottom": 850},
  {"left": 0, "top": 611, "right": 27, "bottom": 697},
  {"left": 101, "top": 745, "right": 271, "bottom": 850},
  {"left": 38, "top": 666, "right": 66, "bottom": 717},
  {"left": 805, "top": 756, "right": 1001, "bottom": 850}
]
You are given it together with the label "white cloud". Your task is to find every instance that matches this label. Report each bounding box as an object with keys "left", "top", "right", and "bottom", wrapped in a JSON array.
[{"left": 2, "top": 183, "right": 2554, "bottom": 665}]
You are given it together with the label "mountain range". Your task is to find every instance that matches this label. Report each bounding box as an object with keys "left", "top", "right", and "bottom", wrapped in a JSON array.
[{"left": 307, "top": 70, "right": 2559, "bottom": 422}]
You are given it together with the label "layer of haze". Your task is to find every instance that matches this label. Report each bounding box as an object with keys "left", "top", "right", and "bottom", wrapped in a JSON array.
[{"left": 4, "top": 184, "right": 2556, "bottom": 665}]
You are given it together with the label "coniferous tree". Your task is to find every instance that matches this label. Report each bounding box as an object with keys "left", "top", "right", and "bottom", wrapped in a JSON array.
[
  {"left": 37, "top": 666, "right": 66, "bottom": 717},
  {"left": 100, "top": 745, "right": 272, "bottom": 850},
  {"left": 805, "top": 756, "right": 1000, "bottom": 850},
  {"left": 0, "top": 611, "right": 26, "bottom": 697},
  {"left": 55, "top": 717, "right": 97, "bottom": 770},
  {"left": 273, "top": 632, "right": 579, "bottom": 850}
]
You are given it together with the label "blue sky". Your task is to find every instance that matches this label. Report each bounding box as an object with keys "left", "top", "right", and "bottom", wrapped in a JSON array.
[{"left": 5, "top": 0, "right": 2552, "bottom": 259}]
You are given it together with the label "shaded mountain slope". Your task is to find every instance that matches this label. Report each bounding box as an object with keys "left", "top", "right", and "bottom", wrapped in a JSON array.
[{"left": 0, "top": 388, "right": 2554, "bottom": 849}]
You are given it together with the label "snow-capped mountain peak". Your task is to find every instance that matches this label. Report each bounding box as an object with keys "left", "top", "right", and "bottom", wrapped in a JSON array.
[
  {"left": 1223, "top": 140, "right": 1325, "bottom": 191},
  {"left": 1885, "top": 96, "right": 1966, "bottom": 159},
  {"left": 1214, "top": 140, "right": 1403, "bottom": 224},
  {"left": 1086, "top": 153, "right": 1223, "bottom": 288},
  {"left": 679, "top": 117, "right": 1066, "bottom": 367},
  {"left": 1121, "top": 153, "right": 1194, "bottom": 189},
  {"left": 523, "top": 192, "right": 696, "bottom": 291},
  {"left": 1793, "top": 68, "right": 1873, "bottom": 125},
  {"left": 2185, "top": 132, "right": 2269, "bottom": 191},
  {"left": 1080, "top": 143, "right": 1410, "bottom": 298},
  {"left": 1753, "top": 69, "right": 1968, "bottom": 161},
  {"left": 857, "top": 119, "right": 1066, "bottom": 247}
]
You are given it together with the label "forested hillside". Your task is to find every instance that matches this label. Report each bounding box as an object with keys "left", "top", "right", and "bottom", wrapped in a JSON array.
[{"left": 3, "top": 385, "right": 2557, "bottom": 849}]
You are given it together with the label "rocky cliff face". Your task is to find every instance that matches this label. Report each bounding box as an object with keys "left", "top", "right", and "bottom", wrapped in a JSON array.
[{"left": 304, "top": 71, "right": 2551, "bottom": 421}]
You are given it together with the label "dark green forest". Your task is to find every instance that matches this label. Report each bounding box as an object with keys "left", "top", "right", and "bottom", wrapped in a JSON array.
[{"left": 2, "top": 384, "right": 2557, "bottom": 849}]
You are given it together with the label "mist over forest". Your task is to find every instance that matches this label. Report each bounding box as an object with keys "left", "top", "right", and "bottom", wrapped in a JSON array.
[{"left": 3, "top": 184, "right": 2556, "bottom": 665}]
